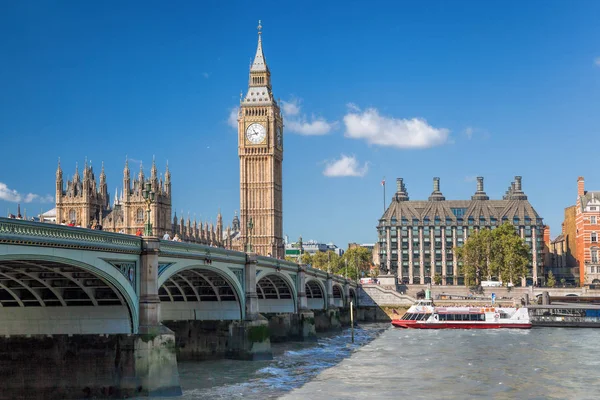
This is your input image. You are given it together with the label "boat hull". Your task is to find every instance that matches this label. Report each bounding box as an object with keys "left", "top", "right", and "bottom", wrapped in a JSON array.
[{"left": 391, "top": 320, "right": 531, "bottom": 329}]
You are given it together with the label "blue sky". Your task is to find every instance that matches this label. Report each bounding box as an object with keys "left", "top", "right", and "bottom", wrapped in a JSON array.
[{"left": 1, "top": 1, "right": 599, "bottom": 246}]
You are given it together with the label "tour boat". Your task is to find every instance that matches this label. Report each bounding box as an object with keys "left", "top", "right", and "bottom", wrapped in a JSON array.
[{"left": 391, "top": 299, "right": 531, "bottom": 329}]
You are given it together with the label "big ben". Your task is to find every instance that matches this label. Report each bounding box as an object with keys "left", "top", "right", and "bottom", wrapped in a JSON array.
[{"left": 238, "top": 21, "right": 284, "bottom": 258}]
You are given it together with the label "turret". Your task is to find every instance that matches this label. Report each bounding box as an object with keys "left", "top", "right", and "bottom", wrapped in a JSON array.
[
  {"left": 100, "top": 161, "right": 108, "bottom": 205},
  {"left": 151, "top": 156, "right": 158, "bottom": 191},
  {"left": 56, "top": 158, "right": 63, "bottom": 199},
  {"left": 164, "top": 161, "right": 171, "bottom": 196},
  {"left": 123, "top": 157, "right": 131, "bottom": 201}
]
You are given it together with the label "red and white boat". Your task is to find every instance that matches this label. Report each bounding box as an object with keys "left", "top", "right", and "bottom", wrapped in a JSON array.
[{"left": 391, "top": 299, "right": 531, "bottom": 329}]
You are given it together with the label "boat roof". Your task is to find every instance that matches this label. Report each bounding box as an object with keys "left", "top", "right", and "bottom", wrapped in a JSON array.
[{"left": 528, "top": 303, "right": 600, "bottom": 310}]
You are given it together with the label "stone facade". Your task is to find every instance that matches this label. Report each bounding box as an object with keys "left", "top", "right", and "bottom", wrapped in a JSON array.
[
  {"left": 54, "top": 158, "right": 236, "bottom": 247},
  {"left": 236, "top": 22, "right": 285, "bottom": 258},
  {"left": 55, "top": 158, "right": 172, "bottom": 236},
  {"left": 377, "top": 176, "right": 546, "bottom": 286}
]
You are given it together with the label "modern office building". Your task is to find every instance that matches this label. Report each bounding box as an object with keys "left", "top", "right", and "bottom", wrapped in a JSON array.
[{"left": 377, "top": 176, "right": 546, "bottom": 286}]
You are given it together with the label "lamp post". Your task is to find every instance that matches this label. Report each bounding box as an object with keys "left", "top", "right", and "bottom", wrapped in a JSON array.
[
  {"left": 142, "top": 182, "right": 155, "bottom": 237},
  {"left": 297, "top": 235, "right": 303, "bottom": 264},
  {"left": 246, "top": 217, "right": 254, "bottom": 252}
]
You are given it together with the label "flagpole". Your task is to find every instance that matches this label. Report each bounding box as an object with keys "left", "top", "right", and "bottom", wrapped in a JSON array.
[{"left": 382, "top": 177, "right": 386, "bottom": 213}]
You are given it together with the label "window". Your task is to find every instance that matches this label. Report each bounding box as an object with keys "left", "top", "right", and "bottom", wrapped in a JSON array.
[
  {"left": 451, "top": 208, "right": 466, "bottom": 218},
  {"left": 592, "top": 232, "right": 598, "bottom": 243},
  {"left": 592, "top": 266, "right": 596, "bottom": 274},
  {"left": 592, "top": 249, "right": 598, "bottom": 263},
  {"left": 136, "top": 208, "right": 145, "bottom": 223},
  {"left": 592, "top": 216, "right": 597, "bottom": 225},
  {"left": 68, "top": 209, "right": 76, "bottom": 222}
]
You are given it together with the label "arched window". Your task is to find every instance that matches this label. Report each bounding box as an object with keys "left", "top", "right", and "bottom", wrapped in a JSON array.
[
  {"left": 136, "top": 208, "right": 144, "bottom": 223},
  {"left": 68, "top": 209, "right": 76, "bottom": 223}
]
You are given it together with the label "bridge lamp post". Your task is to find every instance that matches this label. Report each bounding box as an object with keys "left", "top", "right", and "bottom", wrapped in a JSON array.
[
  {"left": 142, "top": 182, "right": 155, "bottom": 237},
  {"left": 246, "top": 217, "right": 254, "bottom": 253},
  {"left": 297, "top": 235, "right": 303, "bottom": 264}
]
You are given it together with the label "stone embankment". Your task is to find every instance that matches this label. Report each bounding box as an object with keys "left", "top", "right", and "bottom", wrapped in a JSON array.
[{"left": 358, "top": 285, "right": 415, "bottom": 321}]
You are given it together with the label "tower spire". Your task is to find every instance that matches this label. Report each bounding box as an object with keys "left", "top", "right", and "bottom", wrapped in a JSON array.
[{"left": 250, "top": 20, "right": 268, "bottom": 73}]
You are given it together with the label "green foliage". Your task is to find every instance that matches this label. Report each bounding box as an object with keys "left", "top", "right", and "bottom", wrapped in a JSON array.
[
  {"left": 301, "top": 252, "right": 313, "bottom": 265},
  {"left": 311, "top": 251, "right": 342, "bottom": 272},
  {"left": 334, "top": 246, "right": 373, "bottom": 280},
  {"left": 284, "top": 256, "right": 297, "bottom": 263},
  {"left": 456, "top": 222, "right": 530, "bottom": 286},
  {"left": 547, "top": 270, "right": 556, "bottom": 288},
  {"left": 433, "top": 274, "right": 442, "bottom": 285}
]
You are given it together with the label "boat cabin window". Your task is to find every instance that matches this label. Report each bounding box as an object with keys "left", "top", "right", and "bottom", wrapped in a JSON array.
[{"left": 438, "top": 313, "right": 485, "bottom": 321}]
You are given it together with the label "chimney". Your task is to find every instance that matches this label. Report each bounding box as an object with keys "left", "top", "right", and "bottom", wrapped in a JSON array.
[
  {"left": 578, "top": 176, "right": 585, "bottom": 197},
  {"left": 515, "top": 176, "right": 522, "bottom": 192},
  {"left": 428, "top": 177, "right": 445, "bottom": 201},
  {"left": 433, "top": 177, "right": 440, "bottom": 192},
  {"left": 471, "top": 176, "right": 489, "bottom": 200}
]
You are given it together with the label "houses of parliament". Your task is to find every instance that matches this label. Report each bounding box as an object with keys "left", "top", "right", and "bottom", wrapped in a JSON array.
[{"left": 53, "top": 22, "right": 284, "bottom": 256}]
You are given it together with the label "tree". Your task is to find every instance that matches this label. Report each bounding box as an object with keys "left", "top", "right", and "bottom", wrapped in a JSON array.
[
  {"left": 547, "top": 271, "right": 556, "bottom": 288},
  {"left": 433, "top": 274, "right": 442, "bottom": 285},
  {"left": 499, "top": 233, "right": 530, "bottom": 285},
  {"left": 456, "top": 232, "right": 487, "bottom": 285},
  {"left": 456, "top": 222, "right": 530, "bottom": 286},
  {"left": 311, "top": 251, "right": 341, "bottom": 272},
  {"left": 301, "top": 252, "right": 313, "bottom": 265},
  {"left": 337, "top": 246, "right": 372, "bottom": 280}
]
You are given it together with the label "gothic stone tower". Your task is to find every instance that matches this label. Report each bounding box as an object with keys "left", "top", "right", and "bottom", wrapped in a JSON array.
[
  {"left": 238, "top": 21, "right": 284, "bottom": 258},
  {"left": 55, "top": 159, "right": 108, "bottom": 226}
]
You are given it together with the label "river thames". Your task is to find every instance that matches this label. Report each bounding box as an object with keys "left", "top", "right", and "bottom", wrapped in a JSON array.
[{"left": 153, "top": 324, "right": 599, "bottom": 399}]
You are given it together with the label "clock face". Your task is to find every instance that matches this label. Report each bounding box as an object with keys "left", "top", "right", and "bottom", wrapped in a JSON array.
[
  {"left": 246, "top": 123, "right": 266, "bottom": 144},
  {"left": 276, "top": 126, "right": 283, "bottom": 147}
]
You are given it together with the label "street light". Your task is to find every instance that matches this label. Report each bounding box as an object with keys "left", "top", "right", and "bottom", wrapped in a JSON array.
[
  {"left": 246, "top": 217, "right": 254, "bottom": 252},
  {"left": 297, "top": 235, "right": 303, "bottom": 264},
  {"left": 142, "top": 182, "right": 155, "bottom": 237}
]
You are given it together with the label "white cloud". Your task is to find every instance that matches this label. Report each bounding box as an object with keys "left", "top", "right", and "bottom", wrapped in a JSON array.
[
  {"left": 202, "top": 72, "right": 210, "bottom": 79},
  {"left": 287, "top": 117, "right": 338, "bottom": 136},
  {"left": 281, "top": 99, "right": 301, "bottom": 116},
  {"left": 0, "top": 182, "right": 53, "bottom": 203},
  {"left": 282, "top": 97, "right": 337, "bottom": 136},
  {"left": 343, "top": 106, "right": 450, "bottom": 149},
  {"left": 227, "top": 107, "right": 239, "bottom": 129},
  {"left": 595, "top": 57, "right": 600, "bottom": 67},
  {"left": 323, "top": 155, "right": 369, "bottom": 177}
]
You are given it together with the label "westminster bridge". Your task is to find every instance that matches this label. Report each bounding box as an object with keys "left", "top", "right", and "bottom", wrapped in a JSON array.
[{"left": 0, "top": 217, "right": 359, "bottom": 398}]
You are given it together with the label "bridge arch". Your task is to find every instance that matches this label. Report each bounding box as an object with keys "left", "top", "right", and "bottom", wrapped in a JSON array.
[
  {"left": 0, "top": 254, "right": 137, "bottom": 335},
  {"left": 349, "top": 287, "right": 357, "bottom": 306},
  {"left": 332, "top": 283, "right": 344, "bottom": 308},
  {"left": 305, "top": 278, "right": 327, "bottom": 310},
  {"left": 256, "top": 272, "right": 297, "bottom": 314},
  {"left": 158, "top": 263, "right": 244, "bottom": 321}
]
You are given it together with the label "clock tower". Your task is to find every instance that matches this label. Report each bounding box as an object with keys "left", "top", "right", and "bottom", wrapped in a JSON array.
[{"left": 238, "top": 21, "right": 284, "bottom": 258}]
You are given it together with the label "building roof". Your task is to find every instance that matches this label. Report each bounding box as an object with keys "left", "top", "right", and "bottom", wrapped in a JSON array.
[
  {"left": 579, "top": 191, "right": 600, "bottom": 211},
  {"left": 379, "top": 176, "right": 543, "bottom": 225}
]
